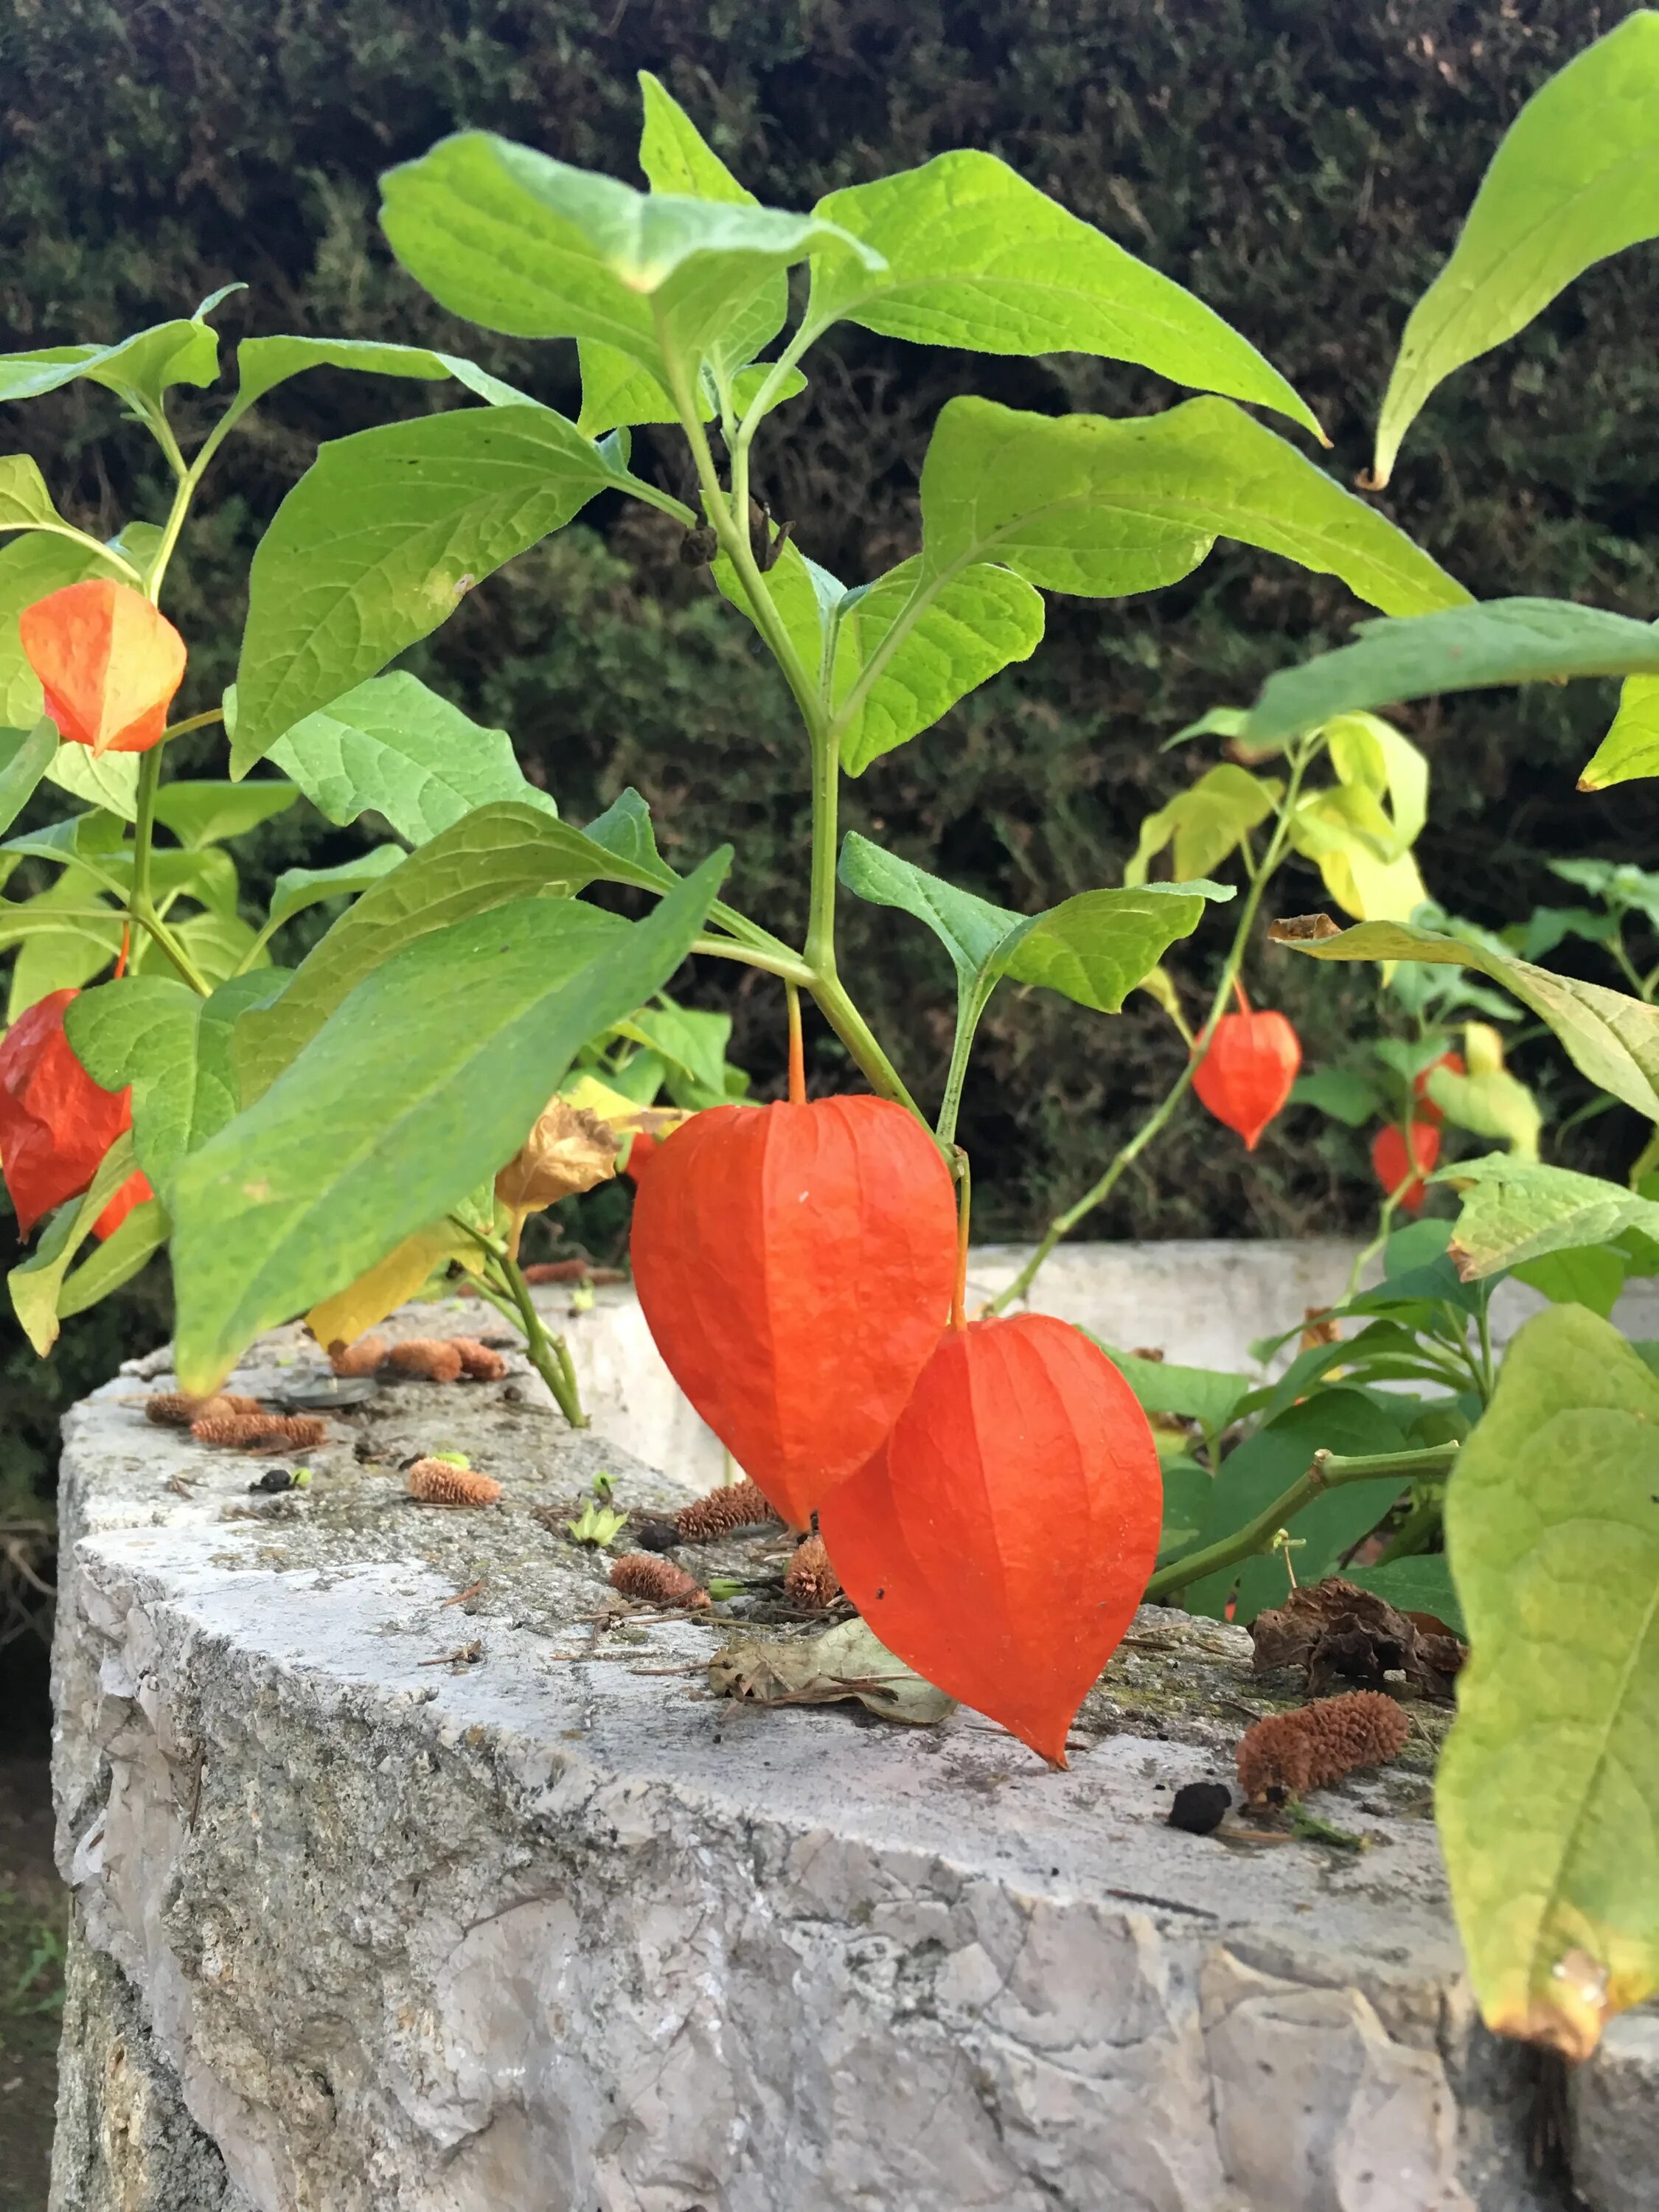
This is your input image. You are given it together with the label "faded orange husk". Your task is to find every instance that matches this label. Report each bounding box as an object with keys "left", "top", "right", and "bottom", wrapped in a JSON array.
[
  {"left": 406, "top": 1458, "right": 502, "bottom": 1506},
  {"left": 675, "top": 1479, "right": 779, "bottom": 1543},
  {"left": 19, "top": 579, "right": 187, "bottom": 754},
  {"left": 784, "top": 1533, "right": 840, "bottom": 1613},
  {"left": 610, "top": 1552, "right": 709, "bottom": 1609},
  {"left": 1235, "top": 1691, "right": 1409, "bottom": 1802}
]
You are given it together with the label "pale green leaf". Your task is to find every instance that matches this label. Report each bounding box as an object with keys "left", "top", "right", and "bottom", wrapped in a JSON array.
[
  {"left": 1510, "top": 1245, "right": 1627, "bottom": 1320},
  {"left": 1374, "top": 15, "right": 1659, "bottom": 485},
  {"left": 150, "top": 779, "right": 299, "bottom": 849},
  {"left": 1425, "top": 1062, "right": 1541, "bottom": 1159},
  {"left": 56, "top": 1196, "right": 168, "bottom": 1320},
  {"left": 1271, "top": 915, "right": 1659, "bottom": 1121},
  {"left": 1323, "top": 713, "right": 1428, "bottom": 853},
  {"left": 153, "top": 912, "right": 266, "bottom": 988},
  {"left": 1580, "top": 670, "right": 1659, "bottom": 791},
  {"left": 265, "top": 846, "right": 407, "bottom": 933},
  {"left": 0, "top": 720, "right": 60, "bottom": 838},
  {"left": 5, "top": 872, "right": 122, "bottom": 1018},
  {"left": 575, "top": 345, "right": 805, "bottom": 437},
  {"left": 1435, "top": 1154, "right": 1659, "bottom": 1279},
  {"left": 232, "top": 801, "right": 667, "bottom": 1102},
  {"left": 379, "top": 131, "right": 880, "bottom": 386},
  {"left": 1245, "top": 599, "right": 1659, "bottom": 746},
  {"left": 0, "top": 456, "right": 61, "bottom": 529},
  {"left": 266, "top": 671, "right": 558, "bottom": 843},
  {"left": 1439, "top": 1304, "right": 1659, "bottom": 2057},
  {"left": 46, "top": 745, "right": 139, "bottom": 821},
  {"left": 1125, "top": 763, "right": 1281, "bottom": 886},
  {"left": 171, "top": 855, "right": 728, "bottom": 1393},
  {"left": 229, "top": 334, "right": 470, "bottom": 414},
  {"left": 918, "top": 396, "right": 1469, "bottom": 614},
  {"left": 810, "top": 150, "right": 1319, "bottom": 436},
  {"left": 1289, "top": 1066, "right": 1384, "bottom": 1126},
  {"left": 0, "top": 320, "right": 219, "bottom": 410},
  {"left": 637, "top": 70, "right": 785, "bottom": 374},
  {"left": 8, "top": 1135, "right": 136, "bottom": 1356},
  {"left": 232, "top": 406, "right": 631, "bottom": 770}
]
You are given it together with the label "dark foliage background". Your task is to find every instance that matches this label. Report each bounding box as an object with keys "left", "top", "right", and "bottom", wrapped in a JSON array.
[{"left": 0, "top": 0, "right": 1658, "bottom": 1554}]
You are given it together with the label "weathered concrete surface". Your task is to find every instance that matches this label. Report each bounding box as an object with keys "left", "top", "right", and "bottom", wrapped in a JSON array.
[{"left": 48, "top": 1297, "right": 1647, "bottom": 2212}]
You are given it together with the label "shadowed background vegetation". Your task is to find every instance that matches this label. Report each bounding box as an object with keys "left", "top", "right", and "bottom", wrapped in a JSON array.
[{"left": 1, "top": 0, "right": 1658, "bottom": 1561}]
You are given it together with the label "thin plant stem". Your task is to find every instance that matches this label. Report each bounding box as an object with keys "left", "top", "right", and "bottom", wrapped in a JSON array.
[
  {"left": 159, "top": 706, "right": 225, "bottom": 743},
  {"left": 950, "top": 1154, "right": 972, "bottom": 1330},
  {"left": 1144, "top": 1442, "right": 1457, "bottom": 1604},
  {"left": 688, "top": 935, "right": 814, "bottom": 986},
  {"left": 990, "top": 737, "right": 1318, "bottom": 1314},
  {"left": 453, "top": 1220, "right": 588, "bottom": 1427},
  {"left": 123, "top": 748, "right": 211, "bottom": 995},
  {"left": 785, "top": 979, "right": 806, "bottom": 1103}
]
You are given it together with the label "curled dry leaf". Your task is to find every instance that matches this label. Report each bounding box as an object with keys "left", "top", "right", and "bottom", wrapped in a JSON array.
[
  {"left": 709, "top": 1617, "right": 955, "bottom": 1726},
  {"left": 1251, "top": 1576, "right": 1464, "bottom": 1703},
  {"left": 495, "top": 1098, "right": 618, "bottom": 1256},
  {"left": 1235, "top": 1690, "right": 1410, "bottom": 1803}
]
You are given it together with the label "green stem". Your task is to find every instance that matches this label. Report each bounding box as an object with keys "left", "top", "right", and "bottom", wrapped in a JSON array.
[
  {"left": 689, "top": 935, "right": 815, "bottom": 986},
  {"left": 4, "top": 521, "right": 144, "bottom": 588},
  {"left": 935, "top": 986, "right": 987, "bottom": 1149},
  {"left": 159, "top": 706, "right": 224, "bottom": 744},
  {"left": 491, "top": 1244, "right": 588, "bottom": 1429},
  {"left": 990, "top": 737, "right": 1318, "bottom": 1314},
  {"left": 1144, "top": 1442, "right": 1457, "bottom": 1604}
]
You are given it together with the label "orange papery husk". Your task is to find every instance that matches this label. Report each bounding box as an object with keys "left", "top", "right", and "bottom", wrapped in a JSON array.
[
  {"left": 93, "top": 1168, "right": 153, "bottom": 1240},
  {"left": 0, "top": 989, "right": 133, "bottom": 1237},
  {"left": 1235, "top": 1690, "right": 1409, "bottom": 1803},
  {"left": 18, "top": 579, "right": 187, "bottom": 755},
  {"left": 818, "top": 1314, "right": 1164, "bottom": 1767},
  {"left": 1192, "top": 1008, "right": 1302, "bottom": 1150},
  {"left": 1371, "top": 1121, "right": 1441, "bottom": 1212},
  {"left": 406, "top": 1458, "right": 502, "bottom": 1506},
  {"left": 630, "top": 1096, "right": 958, "bottom": 1530},
  {"left": 610, "top": 1552, "right": 709, "bottom": 1608}
]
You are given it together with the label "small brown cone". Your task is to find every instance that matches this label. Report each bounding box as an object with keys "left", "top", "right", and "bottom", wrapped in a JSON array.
[
  {"left": 406, "top": 1458, "right": 502, "bottom": 1506},
  {"left": 675, "top": 1479, "right": 779, "bottom": 1543},
  {"left": 146, "top": 1391, "right": 261, "bottom": 1428},
  {"left": 329, "top": 1335, "right": 389, "bottom": 1378},
  {"left": 784, "top": 1534, "right": 839, "bottom": 1613},
  {"left": 450, "top": 1337, "right": 508, "bottom": 1382},
  {"left": 381, "top": 1339, "right": 465, "bottom": 1385},
  {"left": 610, "top": 1553, "right": 709, "bottom": 1609},
  {"left": 190, "top": 1412, "right": 327, "bottom": 1451},
  {"left": 1236, "top": 1691, "right": 1409, "bottom": 1803}
]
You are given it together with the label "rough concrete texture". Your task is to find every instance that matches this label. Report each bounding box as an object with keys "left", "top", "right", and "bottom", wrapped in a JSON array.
[{"left": 49, "top": 1284, "right": 1650, "bottom": 2212}]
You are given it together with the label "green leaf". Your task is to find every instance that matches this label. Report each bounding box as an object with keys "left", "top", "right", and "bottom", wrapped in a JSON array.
[
  {"left": 0, "top": 456, "right": 62, "bottom": 529},
  {"left": 1180, "top": 1388, "right": 1408, "bottom": 1623},
  {"left": 229, "top": 334, "right": 475, "bottom": 415},
  {"left": 1272, "top": 915, "right": 1659, "bottom": 1122},
  {"left": 1549, "top": 857, "right": 1659, "bottom": 926},
  {"left": 1510, "top": 1245, "right": 1627, "bottom": 1321},
  {"left": 46, "top": 744, "right": 139, "bottom": 821},
  {"left": 1090, "top": 1338, "right": 1252, "bottom": 1430},
  {"left": 1342, "top": 1557, "right": 1465, "bottom": 1638},
  {"left": 839, "top": 830, "right": 1231, "bottom": 1020},
  {"left": 150, "top": 779, "right": 299, "bottom": 849},
  {"left": 1289, "top": 1066, "right": 1383, "bottom": 1126},
  {"left": 266, "top": 672, "right": 559, "bottom": 843},
  {"left": 807, "top": 150, "right": 1321, "bottom": 437},
  {"left": 575, "top": 346, "right": 805, "bottom": 438},
  {"left": 56, "top": 1195, "right": 168, "bottom": 1320},
  {"left": 1434, "top": 1155, "right": 1659, "bottom": 1279},
  {"left": 1373, "top": 15, "right": 1659, "bottom": 485},
  {"left": 231, "top": 406, "right": 633, "bottom": 770},
  {"left": 1125, "top": 763, "right": 1281, "bottom": 886},
  {"left": 1579, "top": 669, "right": 1659, "bottom": 791},
  {"left": 161, "top": 911, "right": 266, "bottom": 988},
  {"left": 0, "top": 320, "right": 219, "bottom": 411},
  {"left": 265, "top": 847, "right": 407, "bottom": 933},
  {"left": 1438, "top": 1303, "right": 1659, "bottom": 2057},
  {"left": 0, "top": 720, "right": 60, "bottom": 838},
  {"left": 918, "top": 396, "right": 1468, "bottom": 615},
  {"left": 232, "top": 801, "right": 664, "bottom": 1102},
  {"left": 171, "top": 854, "right": 728, "bottom": 1393},
  {"left": 4, "top": 873, "right": 122, "bottom": 1018},
  {"left": 1245, "top": 599, "right": 1659, "bottom": 746},
  {"left": 379, "top": 131, "right": 880, "bottom": 388},
  {"left": 8, "top": 1135, "right": 136, "bottom": 1356}
]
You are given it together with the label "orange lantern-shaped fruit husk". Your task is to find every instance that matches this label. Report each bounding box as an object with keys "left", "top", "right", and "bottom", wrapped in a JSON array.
[
  {"left": 818, "top": 1314, "right": 1164, "bottom": 1767},
  {"left": 1371, "top": 1121, "right": 1440, "bottom": 1212},
  {"left": 19, "top": 579, "right": 187, "bottom": 755},
  {"left": 1411, "top": 1051, "right": 1466, "bottom": 1129},
  {"left": 1192, "top": 986, "right": 1301, "bottom": 1151},
  {"left": 630, "top": 1096, "right": 958, "bottom": 1528},
  {"left": 0, "top": 989, "right": 133, "bottom": 1237},
  {"left": 93, "top": 1169, "right": 154, "bottom": 1242}
]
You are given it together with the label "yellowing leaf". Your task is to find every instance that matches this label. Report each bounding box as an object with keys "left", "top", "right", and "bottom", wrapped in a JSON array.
[
  {"left": 307, "top": 1218, "right": 470, "bottom": 1349},
  {"left": 1124, "top": 763, "right": 1281, "bottom": 886}
]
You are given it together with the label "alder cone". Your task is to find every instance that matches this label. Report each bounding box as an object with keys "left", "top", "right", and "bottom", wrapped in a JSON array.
[
  {"left": 630, "top": 1096, "right": 957, "bottom": 1528},
  {"left": 818, "top": 1314, "right": 1163, "bottom": 1766}
]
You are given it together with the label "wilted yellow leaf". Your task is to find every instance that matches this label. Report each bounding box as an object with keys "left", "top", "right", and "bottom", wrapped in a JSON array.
[{"left": 307, "top": 1219, "right": 469, "bottom": 1349}]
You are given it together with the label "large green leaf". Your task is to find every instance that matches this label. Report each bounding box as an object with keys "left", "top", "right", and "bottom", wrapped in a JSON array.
[
  {"left": 231, "top": 406, "right": 634, "bottom": 770},
  {"left": 8, "top": 1135, "right": 137, "bottom": 1357},
  {"left": 150, "top": 779, "right": 299, "bottom": 849},
  {"left": 225, "top": 335, "right": 525, "bottom": 422},
  {"left": 1434, "top": 1154, "right": 1659, "bottom": 1279},
  {"left": 0, "top": 319, "right": 220, "bottom": 411},
  {"left": 232, "top": 801, "right": 667, "bottom": 1101},
  {"left": 56, "top": 1195, "right": 168, "bottom": 1320},
  {"left": 0, "top": 720, "right": 61, "bottom": 838},
  {"left": 171, "top": 854, "right": 728, "bottom": 1393},
  {"left": 264, "top": 847, "right": 407, "bottom": 935},
  {"left": 1439, "top": 1304, "right": 1659, "bottom": 2058},
  {"left": 379, "top": 131, "right": 879, "bottom": 389},
  {"left": 1373, "top": 15, "right": 1659, "bottom": 486},
  {"left": 65, "top": 970, "right": 284, "bottom": 1205},
  {"left": 45, "top": 744, "right": 140, "bottom": 822},
  {"left": 1245, "top": 599, "right": 1659, "bottom": 745},
  {"left": 0, "top": 456, "right": 63, "bottom": 530},
  {"left": 267, "top": 672, "right": 559, "bottom": 843},
  {"left": 917, "top": 397, "right": 1468, "bottom": 614},
  {"left": 1270, "top": 914, "right": 1659, "bottom": 1121},
  {"left": 840, "top": 831, "right": 1231, "bottom": 1049},
  {"left": 1125, "top": 763, "right": 1281, "bottom": 886},
  {"left": 1579, "top": 670, "right": 1659, "bottom": 791},
  {"left": 809, "top": 150, "right": 1320, "bottom": 437}
]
